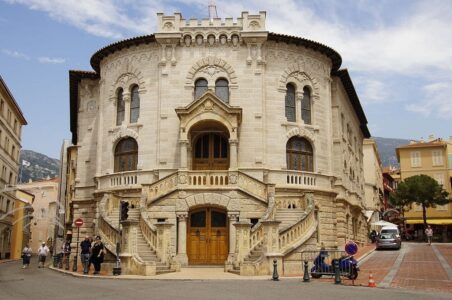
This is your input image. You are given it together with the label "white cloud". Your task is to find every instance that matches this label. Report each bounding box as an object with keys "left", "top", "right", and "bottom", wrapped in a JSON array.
[
  {"left": 38, "top": 56, "right": 66, "bottom": 64},
  {"left": 354, "top": 78, "right": 388, "bottom": 104},
  {"left": 406, "top": 82, "right": 452, "bottom": 119},
  {"left": 1, "top": 48, "right": 30, "bottom": 60}
]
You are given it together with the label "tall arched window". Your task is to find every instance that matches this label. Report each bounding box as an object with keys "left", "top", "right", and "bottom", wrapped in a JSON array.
[
  {"left": 286, "top": 137, "right": 313, "bottom": 171},
  {"left": 195, "top": 78, "right": 208, "bottom": 99},
  {"left": 285, "top": 83, "right": 296, "bottom": 122},
  {"left": 215, "top": 78, "right": 229, "bottom": 103},
  {"left": 114, "top": 138, "right": 138, "bottom": 172},
  {"left": 130, "top": 85, "right": 140, "bottom": 123},
  {"left": 116, "top": 88, "right": 125, "bottom": 126},
  {"left": 301, "top": 86, "right": 311, "bottom": 124}
]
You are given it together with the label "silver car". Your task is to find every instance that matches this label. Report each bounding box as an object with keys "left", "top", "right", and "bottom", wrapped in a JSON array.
[{"left": 376, "top": 227, "right": 402, "bottom": 250}]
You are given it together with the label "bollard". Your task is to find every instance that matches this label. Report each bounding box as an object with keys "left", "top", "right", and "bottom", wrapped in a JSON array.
[
  {"left": 272, "top": 259, "right": 279, "bottom": 281},
  {"left": 72, "top": 255, "right": 78, "bottom": 272},
  {"left": 303, "top": 260, "right": 310, "bottom": 282},
  {"left": 334, "top": 259, "right": 341, "bottom": 284}
]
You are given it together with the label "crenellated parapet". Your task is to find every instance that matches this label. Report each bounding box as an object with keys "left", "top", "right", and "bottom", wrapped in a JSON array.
[{"left": 155, "top": 11, "right": 268, "bottom": 65}]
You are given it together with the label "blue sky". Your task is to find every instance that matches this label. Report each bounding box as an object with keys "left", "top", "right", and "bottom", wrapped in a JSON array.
[{"left": 1, "top": 0, "right": 451, "bottom": 159}]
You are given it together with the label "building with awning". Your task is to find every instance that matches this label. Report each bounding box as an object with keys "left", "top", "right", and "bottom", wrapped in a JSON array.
[{"left": 396, "top": 136, "right": 452, "bottom": 242}]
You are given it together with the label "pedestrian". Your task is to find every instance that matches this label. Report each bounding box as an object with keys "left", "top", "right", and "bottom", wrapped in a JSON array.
[
  {"left": 80, "top": 236, "right": 92, "bottom": 274},
  {"left": 90, "top": 236, "right": 105, "bottom": 275},
  {"left": 369, "top": 230, "right": 377, "bottom": 243},
  {"left": 62, "top": 240, "right": 71, "bottom": 270},
  {"left": 37, "top": 242, "right": 50, "bottom": 268},
  {"left": 425, "top": 225, "right": 433, "bottom": 245},
  {"left": 22, "top": 244, "right": 32, "bottom": 269}
]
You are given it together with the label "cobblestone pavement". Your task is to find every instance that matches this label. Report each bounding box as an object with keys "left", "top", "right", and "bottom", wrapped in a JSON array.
[{"left": 329, "top": 242, "right": 452, "bottom": 293}]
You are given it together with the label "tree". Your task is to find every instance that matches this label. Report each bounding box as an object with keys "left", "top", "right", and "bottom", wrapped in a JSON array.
[{"left": 390, "top": 174, "right": 451, "bottom": 229}]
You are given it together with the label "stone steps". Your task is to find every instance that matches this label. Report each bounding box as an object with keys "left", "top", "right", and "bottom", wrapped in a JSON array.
[{"left": 274, "top": 209, "right": 306, "bottom": 231}]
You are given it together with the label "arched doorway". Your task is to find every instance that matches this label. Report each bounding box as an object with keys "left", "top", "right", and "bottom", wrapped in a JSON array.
[
  {"left": 190, "top": 121, "right": 229, "bottom": 170},
  {"left": 187, "top": 207, "right": 228, "bottom": 265}
]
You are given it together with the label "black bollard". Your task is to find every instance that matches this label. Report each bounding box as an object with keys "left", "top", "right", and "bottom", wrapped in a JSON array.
[
  {"left": 303, "top": 260, "right": 310, "bottom": 282},
  {"left": 272, "top": 259, "right": 279, "bottom": 281},
  {"left": 334, "top": 259, "right": 341, "bottom": 284},
  {"left": 72, "top": 255, "right": 78, "bottom": 272}
]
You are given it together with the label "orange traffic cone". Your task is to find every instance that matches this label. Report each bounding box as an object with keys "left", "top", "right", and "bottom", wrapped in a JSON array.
[{"left": 368, "top": 271, "right": 377, "bottom": 288}]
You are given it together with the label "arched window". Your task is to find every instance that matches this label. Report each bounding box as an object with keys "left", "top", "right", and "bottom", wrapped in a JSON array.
[
  {"left": 285, "top": 84, "right": 296, "bottom": 122},
  {"left": 286, "top": 137, "right": 313, "bottom": 171},
  {"left": 215, "top": 78, "right": 229, "bottom": 103},
  {"left": 116, "top": 88, "right": 125, "bottom": 126},
  {"left": 195, "top": 78, "right": 208, "bottom": 99},
  {"left": 301, "top": 87, "right": 311, "bottom": 124},
  {"left": 114, "top": 138, "right": 138, "bottom": 172},
  {"left": 130, "top": 85, "right": 140, "bottom": 123}
]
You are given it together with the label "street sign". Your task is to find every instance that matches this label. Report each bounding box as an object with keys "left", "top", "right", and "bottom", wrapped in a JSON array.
[
  {"left": 345, "top": 241, "right": 358, "bottom": 255},
  {"left": 74, "top": 218, "right": 84, "bottom": 227}
]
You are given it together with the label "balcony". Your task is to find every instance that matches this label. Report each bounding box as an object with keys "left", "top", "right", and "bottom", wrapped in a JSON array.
[
  {"left": 95, "top": 170, "right": 156, "bottom": 192},
  {"left": 267, "top": 170, "right": 332, "bottom": 190}
]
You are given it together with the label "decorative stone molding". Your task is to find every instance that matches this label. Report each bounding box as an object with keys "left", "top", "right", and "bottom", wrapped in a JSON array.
[
  {"left": 285, "top": 126, "right": 316, "bottom": 143},
  {"left": 279, "top": 66, "right": 320, "bottom": 99},
  {"left": 185, "top": 56, "right": 238, "bottom": 85},
  {"left": 111, "top": 127, "right": 139, "bottom": 145}
]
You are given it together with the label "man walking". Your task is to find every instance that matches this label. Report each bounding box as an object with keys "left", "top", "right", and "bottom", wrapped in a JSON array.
[
  {"left": 62, "top": 240, "right": 71, "bottom": 270},
  {"left": 425, "top": 225, "right": 433, "bottom": 245},
  {"left": 80, "top": 236, "right": 92, "bottom": 274},
  {"left": 37, "top": 242, "right": 50, "bottom": 268}
]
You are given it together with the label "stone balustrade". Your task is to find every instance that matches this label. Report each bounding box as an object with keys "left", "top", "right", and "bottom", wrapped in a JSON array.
[
  {"left": 278, "top": 209, "right": 315, "bottom": 252},
  {"left": 187, "top": 170, "right": 229, "bottom": 186},
  {"left": 275, "top": 197, "right": 307, "bottom": 210},
  {"left": 139, "top": 216, "right": 158, "bottom": 251},
  {"left": 249, "top": 224, "right": 264, "bottom": 250},
  {"left": 98, "top": 216, "right": 120, "bottom": 253},
  {"left": 96, "top": 170, "right": 155, "bottom": 191},
  {"left": 268, "top": 170, "right": 332, "bottom": 190}
]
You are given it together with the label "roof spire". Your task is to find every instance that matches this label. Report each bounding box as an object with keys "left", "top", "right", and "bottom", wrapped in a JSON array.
[{"left": 208, "top": 0, "right": 218, "bottom": 21}]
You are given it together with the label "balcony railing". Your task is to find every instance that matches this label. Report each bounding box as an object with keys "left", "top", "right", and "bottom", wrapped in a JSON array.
[
  {"left": 268, "top": 170, "right": 332, "bottom": 190},
  {"left": 96, "top": 170, "right": 155, "bottom": 191}
]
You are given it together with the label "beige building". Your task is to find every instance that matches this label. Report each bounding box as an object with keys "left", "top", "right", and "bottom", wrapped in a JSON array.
[
  {"left": 66, "top": 11, "right": 371, "bottom": 276},
  {"left": 396, "top": 136, "right": 452, "bottom": 241},
  {"left": 17, "top": 178, "right": 60, "bottom": 251},
  {"left": 363, "top": 139, "right": 383, "bottom": 226},
  {"left": 10, "top": 189, "right": 34, "bottom": 259},
  {"left": 0, "top": 76, "right": 27, "bottom": 259}
]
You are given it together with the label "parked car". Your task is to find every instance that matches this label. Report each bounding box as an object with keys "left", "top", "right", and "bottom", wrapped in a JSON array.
[{"left": 376, "top": 226, "right": 402, "bottom": 250}]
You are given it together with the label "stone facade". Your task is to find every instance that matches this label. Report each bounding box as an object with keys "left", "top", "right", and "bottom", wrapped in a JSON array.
[
  {"left": 66, "top": 11, "right": 370, "bottom": 275},
  {"left": 0, "top": 76, "right": 27, "bottom": 260},
  {"left": 363, "top": 138, "right": 383, "bottom": 225}
]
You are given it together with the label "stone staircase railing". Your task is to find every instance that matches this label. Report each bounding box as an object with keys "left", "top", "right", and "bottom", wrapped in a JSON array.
[
  {"left": 139, "top": 214, "right": 158, "bottom": 252},
  {"left": 144, "top": 170, "right": 270, "bottom": 204},
  {"left": 278, "top": 193, "right": 316, "bottom": 255}
]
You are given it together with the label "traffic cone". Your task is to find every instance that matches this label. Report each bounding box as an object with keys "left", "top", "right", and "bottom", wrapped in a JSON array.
[{"left": 368, "top": 271, "right": 377, "bottom": 288}]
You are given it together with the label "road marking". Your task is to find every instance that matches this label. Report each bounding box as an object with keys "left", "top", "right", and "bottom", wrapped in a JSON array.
[
  {"left": 432, "top": 244, "right": 452, "bottom": 280},
  {"left": 379, "top": 247, "right": 407, "bottom": 288}
]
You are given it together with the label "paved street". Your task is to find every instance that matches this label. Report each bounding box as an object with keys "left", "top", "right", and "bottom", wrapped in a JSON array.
[
  {"left": 335, "top": 242, "right": 452, "bottom": 293},
  {"left": 0, "top": 258, "right": 451, "bottom": 300}
]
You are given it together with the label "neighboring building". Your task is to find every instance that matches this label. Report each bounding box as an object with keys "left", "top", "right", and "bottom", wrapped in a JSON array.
[
  {"left": 17, "top": 178, "right": 60, "bottom": 251},
  {"left": 363, "top": 138, "right": 383, "bottom": 226},
  {"left": 0, "top": 76, "right": 27, "bottom": 259},
  {"left": 10, "top": 189, "right": 34, "bottom": 259},
  {"left": 396, "top": 136, "right": 452, "bottom": 242},
  {"left": 65, "top": 11, "right": 371, "bottom": 276}
]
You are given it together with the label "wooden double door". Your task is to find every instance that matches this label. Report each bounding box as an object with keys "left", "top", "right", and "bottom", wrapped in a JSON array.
[
  {"left": 187, "top": 207, "right": 228, "bottom": 265},
  {"left": 192, "top": 133, "right": 229, "bottom": 170}
]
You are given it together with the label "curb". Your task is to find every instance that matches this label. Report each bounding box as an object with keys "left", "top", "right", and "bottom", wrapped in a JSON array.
[{"left": 0, "top": 259, "right": 20, "bottom": 264}]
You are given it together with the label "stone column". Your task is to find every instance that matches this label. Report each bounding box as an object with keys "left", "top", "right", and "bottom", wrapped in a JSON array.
[
  {"left": 123, "top": 92, "right": 131, "bottom": 124},
  {"left": 155, "top": 222, "right": 173, "bottom": 264},
  {"left": 227, "top": 212, "right": 239, "bottom": 262},
  {"left": 175, "top": 213, "right": 188, "bottom": 265},
  {"left": 229, "top": 139, "right": 238, "bottom": 170},
  {"left": 261, "top": 220, "right": 281, "bottom": 255},
  {"left": 179, "top": 140, "right": 188, "bottom": 169},
  {"left": 233, "top": 221, "right": 252, "bottom": 263},
  {"left": 121, "top": 220, "right": 138, "bottom": 255},
  {"left": 296, "top": 92, "right": 303, "bottom": 124}
]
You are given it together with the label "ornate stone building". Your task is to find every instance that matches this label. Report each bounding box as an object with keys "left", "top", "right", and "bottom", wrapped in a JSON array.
[{"left": 67, "top": 11, "right": 370, "bottom": 275}]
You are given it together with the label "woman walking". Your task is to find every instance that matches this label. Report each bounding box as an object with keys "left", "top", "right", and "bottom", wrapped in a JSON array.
[
  {"left": 22, "top": 244, "right": 32, "bottom": 269},
  {"left": 90, "top": 236, "right": 105, "bottom": 275}
]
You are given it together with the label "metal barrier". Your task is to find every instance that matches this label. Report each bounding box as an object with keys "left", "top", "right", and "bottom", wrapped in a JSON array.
[{"left": 301, "top": 249, "right": 358, "bottom": 282}]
